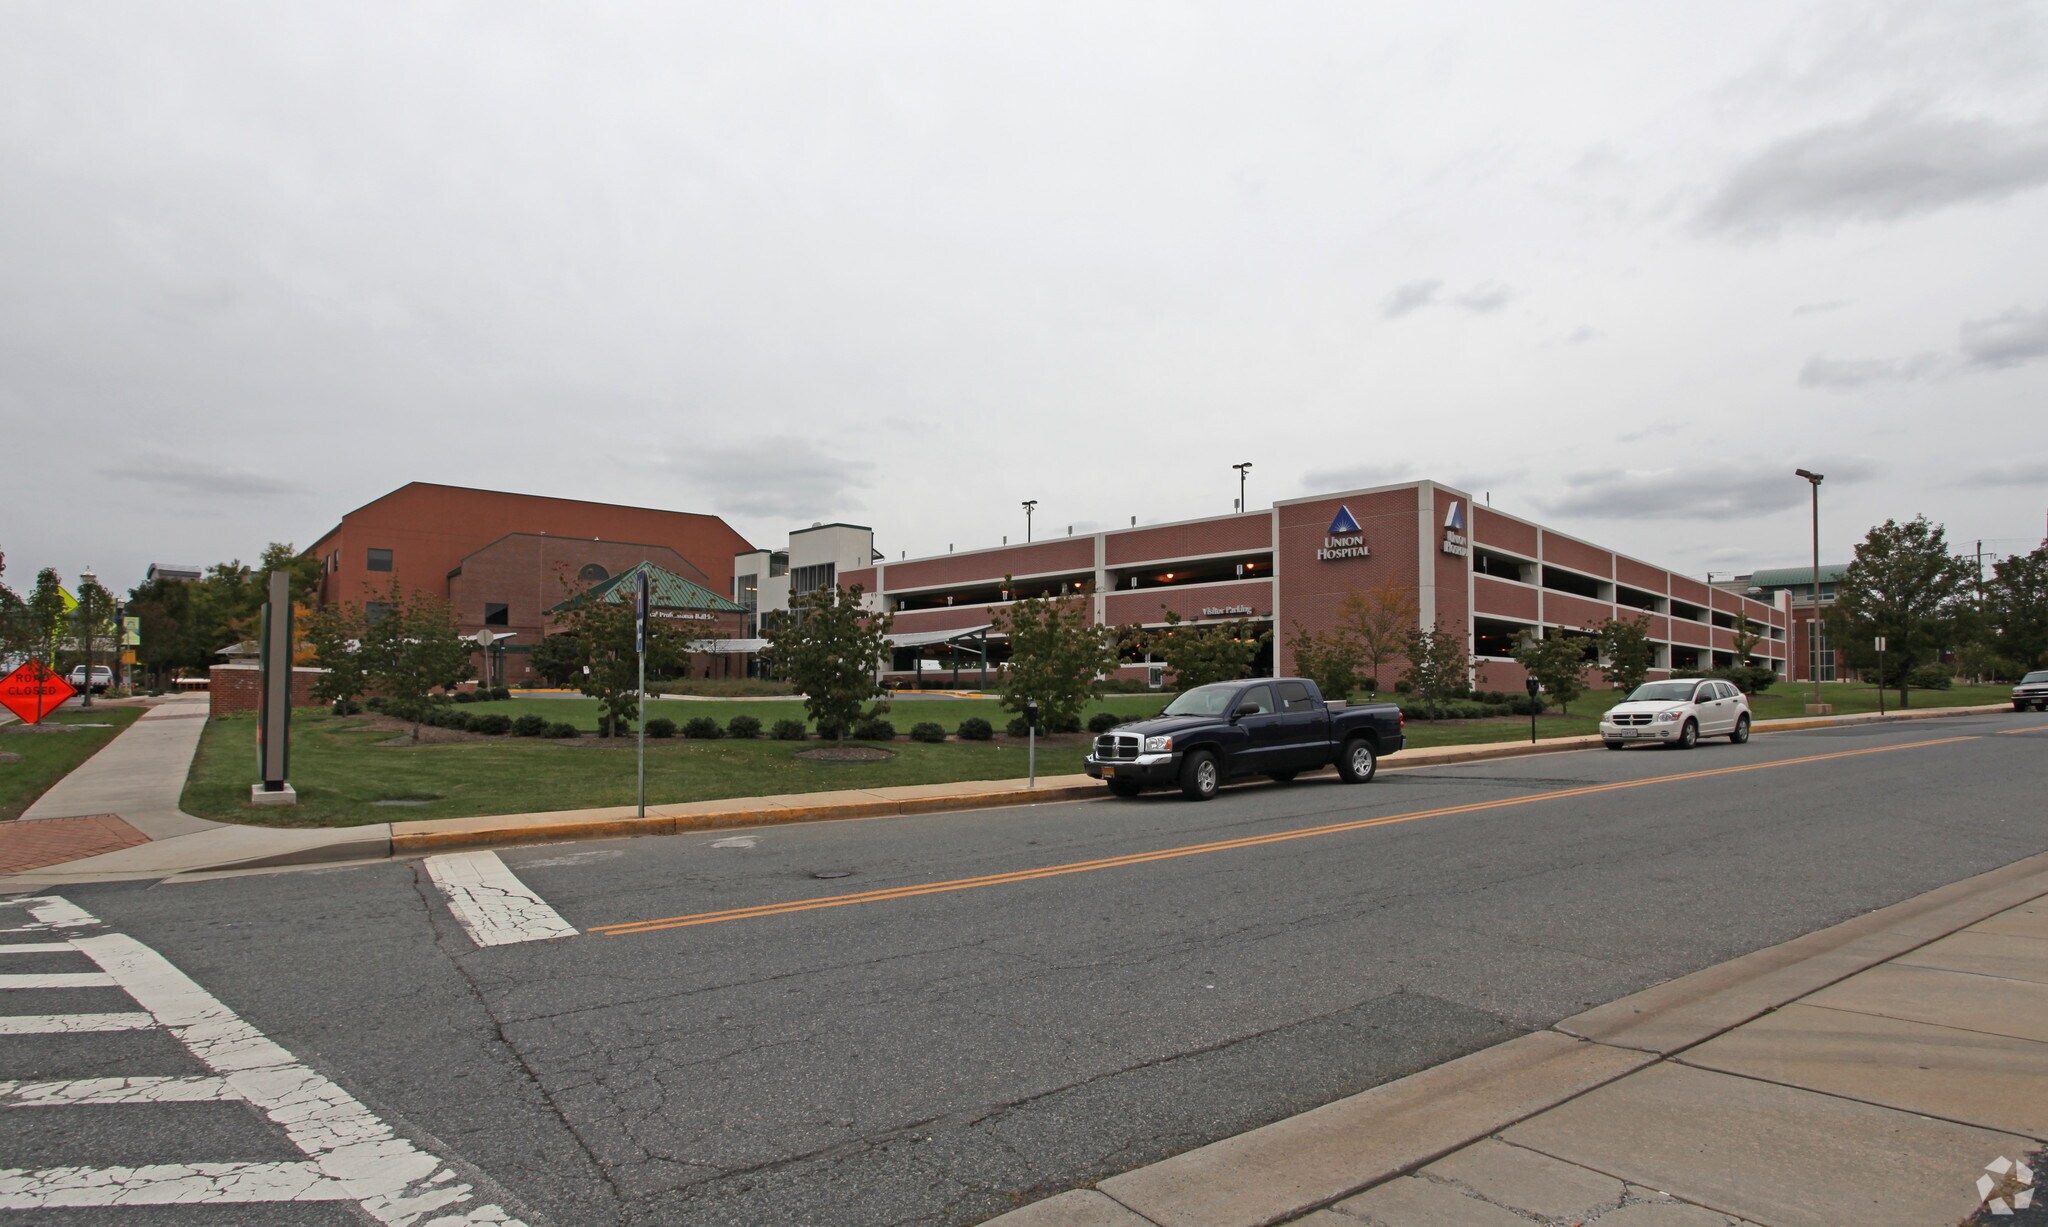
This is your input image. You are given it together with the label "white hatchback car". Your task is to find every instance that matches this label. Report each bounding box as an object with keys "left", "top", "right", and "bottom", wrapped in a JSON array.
[{"left": 1600, "top": 678, "right": 1752, "bottom": 750}]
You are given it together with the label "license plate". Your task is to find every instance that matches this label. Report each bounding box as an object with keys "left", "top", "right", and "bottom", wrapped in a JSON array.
[
  {"left": 1100, "top": 766, "right": 1116, "bottom": 777},
  {"left": 1619, "top": 730, "right": 1639, "bottom": 738}
]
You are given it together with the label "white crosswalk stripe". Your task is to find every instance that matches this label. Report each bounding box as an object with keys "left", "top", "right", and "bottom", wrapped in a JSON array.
[
  {"left": 424, "top": 851, "right": 580, "bottom": 947},
  {"left": 0, "top": 895, "right": 527, "bottom": 1223}
]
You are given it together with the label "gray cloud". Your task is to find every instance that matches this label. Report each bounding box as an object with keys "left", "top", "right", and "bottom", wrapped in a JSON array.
[
  {"left": 1381, "top": 280, "right": 1441, "bottom": 318},
  {"left": 1539, "top": 463, "right": 1870, "bottom": 522},
  {"left": 1451, "top": 284, "right": 1515, "bottom": 313},
  {"left": 1960, "top": 459, "right": 2048, "bottom": 487},
  {"left": 1958, "top": 304, "right": 2048, "bottom": 369},
  {"left": 122, "top": 458, "right": 299, "bottom": 500},
  {"left": 1699, "top": 105, "right": 2048, "bottom": 236},
  {"left": 664, "top": 436, "right": 872, "bottom": 522},
  {"left": 1559, "top": 325, "right": 1601, "bottom": 345},
  {"left": 1802, "top": 303, "right": 2048, "bottom": 388}
]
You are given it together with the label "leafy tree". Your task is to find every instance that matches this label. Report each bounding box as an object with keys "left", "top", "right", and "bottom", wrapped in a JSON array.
[
  {"left": 302, "top": 603, "right": 368, "bottom": 706},
  {"left": 763, "top": 584, "right": 893, "bottom": 742},
  {"left": 1337, "top": 577, "right": 1417, "bottom": 692},
  {"left": 1987, "top": 544, "right": 2048, "bottom": 670},
  {"left": 1595, "top": 615, "right": 1655, "bottom": 696},
  {"left": 1731, "top": 618, "right": 1764, "bottom": 666},
  {"left": 27, "top": 569, "right": 68, "bottom": 666},
  {"left": 1404, "top": 620, "right": 1474, "bottom": 719},
  {"left": 546, "top": 583, "right": 691, "bottom": 738},
  {"left": 1288, "top": 623, "right": 1362, "bottom": 701},
  {"left": 71, "top": 575, "right": 117, "bottom": 699},
  {"left": 529, "top": 629, "right": 587, "bottom": 688},
  {"left": 995, "top": 581, "right": 1117, "bottom": 730},
  {"left": 1513, "top": 627, "right": 1591, "bottom": 714},
  {"left": 1151, "top": 610, "right": 1268, "bottom": 689},
  {"left": 357, "top": 582, "right": 472, "bottom": 741},
  {"left": 1824, "top": 515, "right": 1976, "bottom": 708}
]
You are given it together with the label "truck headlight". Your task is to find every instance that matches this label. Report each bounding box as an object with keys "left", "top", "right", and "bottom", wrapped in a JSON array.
[{"left": 1143, "top": 735, "right": 1174, "bottom": 753}]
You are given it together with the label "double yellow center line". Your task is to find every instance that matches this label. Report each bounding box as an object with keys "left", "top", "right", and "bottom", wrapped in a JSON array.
[{"left": 590, "top": 735, "right": 1979, "bottom": 938}]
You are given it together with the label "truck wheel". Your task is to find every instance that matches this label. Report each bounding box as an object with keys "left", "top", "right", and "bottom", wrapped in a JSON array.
[
  {"left": 1337, "top": 738, "right": 1377, "bottom": 783},
  {"left": 1107, "top": 780, "right": 1142, "bottom": 798},
  {"left": 1179, "top": 751, "right": 1220, "bottom": 801}
]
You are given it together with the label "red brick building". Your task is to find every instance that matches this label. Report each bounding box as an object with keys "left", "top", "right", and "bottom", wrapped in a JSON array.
[
  {"left": 304, "top": 483, "right": 753, "bottom": 681},
  {"left": 838, "top": 479, "right": 1790, "bottom": 691}
]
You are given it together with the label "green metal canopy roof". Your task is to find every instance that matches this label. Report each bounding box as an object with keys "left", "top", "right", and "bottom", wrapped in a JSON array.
[
  {"left": 550, "top": 561, "right": 746, "bottom": 614},
  {"left": 1746, "top": 564, "right": 1849, "bottom": 590}
]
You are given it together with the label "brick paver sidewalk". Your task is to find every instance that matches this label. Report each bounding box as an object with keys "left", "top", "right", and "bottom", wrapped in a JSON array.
[{"left": 0, "top": 814, "right": 150, "bottom": 874}]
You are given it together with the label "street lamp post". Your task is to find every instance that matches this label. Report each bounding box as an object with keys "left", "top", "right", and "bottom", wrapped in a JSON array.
[
  {"left": 1794, "top": 469, "right": 1826, "bottom": 714},
  {"left": 1022, "top": 500, "right": 1037, "bottom": 543},
  {"left": 1234, "top": 461, "right": 1253, "bottom": 512},
  {"left": 78, "top": 567, "right": 96, "bottom": 709}
]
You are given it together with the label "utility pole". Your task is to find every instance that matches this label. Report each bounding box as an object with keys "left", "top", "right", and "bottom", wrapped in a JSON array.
[
  {"left": 1022, "top": 500, "right": 1037, "bottom": 543},
  {"left": 1234, "top": 461, "right": 1253, "bottom": 513},
  {"left": 1794, "top": 469, "right": 1826, "bottom": 714}
]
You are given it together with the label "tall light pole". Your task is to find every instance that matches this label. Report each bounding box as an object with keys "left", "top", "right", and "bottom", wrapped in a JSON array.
[
  {"left": 78, "top": 566, "right": 96, "bottom": 709},
  {"left": 1022, "top": 500, "right": 1037, "bottom": 543},
  {"left": 1794, "top": 469, "right": 1825, "bottom": 713},
  {"left": 1234, "top": 461, "right": 1253, "bottom": 512}
]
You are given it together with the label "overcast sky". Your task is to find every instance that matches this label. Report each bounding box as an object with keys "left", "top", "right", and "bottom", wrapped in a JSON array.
[{"left": 5, "top": 1, "right": 2045, "bottom": 595}]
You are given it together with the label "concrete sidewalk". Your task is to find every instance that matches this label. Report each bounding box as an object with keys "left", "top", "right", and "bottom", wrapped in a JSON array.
[{"left": 993, "top": 850, "right": 2048, "bottom": 1227}]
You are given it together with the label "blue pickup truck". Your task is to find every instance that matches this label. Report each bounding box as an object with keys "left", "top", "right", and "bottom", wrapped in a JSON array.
[{"left": 1084, "top": 677, "right": 1406, "bottom": 800}]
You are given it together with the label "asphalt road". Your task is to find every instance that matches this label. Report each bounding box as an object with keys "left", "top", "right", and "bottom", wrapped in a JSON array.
[{"left": 9, "top": 710, "right": 2048, "bottom": 1225}]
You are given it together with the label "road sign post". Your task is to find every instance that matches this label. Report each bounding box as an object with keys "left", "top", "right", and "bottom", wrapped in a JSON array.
[
  {"left": 1875, "top": 636, "right": 1887, "bottom": 716},
  {"left": 636, "top": 569, "right": 650, "bottom": 819}
]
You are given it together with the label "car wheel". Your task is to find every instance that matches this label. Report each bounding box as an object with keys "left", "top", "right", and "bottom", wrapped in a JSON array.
[
  {"left": 1268, "top": 770, "right": 1298, "bottom": 784},
  {"left": 1107, "top": 780, "right": 1142, "bottom": 798},
  {"left": 1337, "top": 738, "right": 1377, "bottom": 783},
  {"left": 1604, "top": 740, "right": 1624, "bottom": 750},
  {"left": 1179, "top": 751, "right": 1220, "bottom": 801},
  {"left": 1729, "top": 714, "right": 1750, "bottom": 745},
  {"left": 1672, "top": 720, "right": 1698, "bottom": 750}
]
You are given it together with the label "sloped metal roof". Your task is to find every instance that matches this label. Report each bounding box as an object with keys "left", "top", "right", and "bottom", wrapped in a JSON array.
[
  {"left": 1746, "top": 564, "right": 1849, "bottom": 589},
  {"left": 551, "top": 561, "right": 747, "bottom": 614}
]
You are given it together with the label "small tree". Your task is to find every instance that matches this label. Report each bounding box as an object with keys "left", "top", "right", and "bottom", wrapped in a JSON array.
[
  {"left": 1595, "top": 615, "right": 1655, "bottom": 696},
  {"left": 763, "top": 584, "right": 893, "bottom": 741},
  {"left": 1337, "top": 577, "right": 1417, "bottom": 692},
  {"left": 1514, "top": 627, "right": 1591, "bottom": 714},
  {"left": 28, "top": 568, "right": 68, "bottom": 667},
  {"left": 1404, "top": 620, "right": 1474, "bottom": 719},
  {"left": 548, "top": 585, "right": 690, "bottom": 738},
  {"left": 1987, "top": 544, "right": 2048, "bottom": 670},
  {"left": 1152, "top": 611, "right": 1268, "bottom": 690},
  {"left": 996, "top": 582, "right": 1117, "bottom": 730},
  {"left": 303, "top": 603, "right": 368, "bottom": 706},
  {"left": 1288, "top": 623, "right": 1361, "bottom": 701},
  {"left": 1731, "top": 617, "right": 1763, "bottom": 666},
  {"left": 1825, "top": 515, "right": 1976, "bottom": 708},
  {"left": 529, "top": 630, "right": 586, "bottom": 688},
  {"left": 357, "top": 582, "right": 472, "bottom": 741}
]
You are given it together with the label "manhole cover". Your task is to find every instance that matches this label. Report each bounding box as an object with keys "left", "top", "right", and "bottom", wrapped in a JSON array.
[{"left": 812, "top": 871, "right": 852, "bottom": 879}]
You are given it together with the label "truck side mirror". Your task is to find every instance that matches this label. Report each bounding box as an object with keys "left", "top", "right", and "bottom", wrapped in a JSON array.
[{"left": 1234, "top": 703, "right": 1260, "bottom": 720}]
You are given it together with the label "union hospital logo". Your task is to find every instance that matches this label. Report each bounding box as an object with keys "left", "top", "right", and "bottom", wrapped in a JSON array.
[
  {"left": 1977, "top": 1155, "right": 2036, "bottom": 1216},
  {"left": 1318, "top": 506, "right": 1368, "bottom": 561}
]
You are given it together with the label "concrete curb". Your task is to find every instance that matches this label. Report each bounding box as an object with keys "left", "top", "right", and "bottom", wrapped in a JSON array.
[{"left": 983, "top": 846, "right": 2048, "bottom": 1227}]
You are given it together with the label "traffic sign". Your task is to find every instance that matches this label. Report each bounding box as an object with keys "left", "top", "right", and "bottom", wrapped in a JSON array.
[
  {"left": 122, "top": 616, "right": 141, "bottom": 647},
  {"left": 1, "top": 661, "right": 76, "bottom": 724},
  {"left": 58, "top": 587, "right": 78, "bottom": 614}
]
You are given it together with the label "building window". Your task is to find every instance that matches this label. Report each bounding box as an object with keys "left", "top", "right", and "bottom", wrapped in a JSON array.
[
  {"left": 484, "top": 603, "right": 510, "bottom": 627},
  {"left": 578, "top": 563, "right": 609, "bottom": 584},
  {"left": 367, "top": 548, "right": 393, "bottom": 572},
  {"left": 365, "top": 601, "right": 392, "bottom": 626},
  {"left": 1808, "top": 622, "right": 1836, "bottom": 682},
  {"left": 790, "top": 562, "right": 836, "bottom": 596}
]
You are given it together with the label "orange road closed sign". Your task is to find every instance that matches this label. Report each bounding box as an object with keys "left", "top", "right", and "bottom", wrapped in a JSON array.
[{"left": 1, "top": 661, "right": 75, "bottom": 724}]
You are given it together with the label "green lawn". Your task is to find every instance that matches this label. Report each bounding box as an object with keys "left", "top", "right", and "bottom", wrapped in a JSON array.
[
  {"left": 1, "top": 705, "right": 146, "bottom": 822},
  {"left": 189, "top": 681, "right": 2015, "bottom": 829}
]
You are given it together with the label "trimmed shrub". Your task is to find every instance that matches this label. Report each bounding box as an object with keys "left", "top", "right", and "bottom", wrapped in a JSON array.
[
  {"left": 681, "top": 716, "right": 724, "bottom": 739},
  {"left": 1907, "top": 662, "right": 1954, "bottom": 690},
  {"left": 1393, "top": 678, "right": 1413, "bottom": 693},
  {"left": 1046, "top": 713, "right": 1082, "bottom": 734},
  {"left": 957, "top": 717, "right": 993, "bottom": 741},
  {"left": 644, "top": 717, "right": 677, "bottom": 738},
  {"left": 1087, "top": 711, "right": 1123, "bottom": 734},
  {"left": 441, "top": 710, "right": 476, "bottom": 731},
  {"left": 511, "top": 715, "right": 548, "bottom": 737},
  {"left": 771, "top": 718, "right": 809, "bottom": 741},
  {"left": 453, "top": 690, "right": 478, "bottom": 704},
  {"left": 852, "top": 717, "right": 896, "bottom": 741},
  {"left": 473, "top": 713, "right": 512, "bottom": 736},
  {"left": 331, "top": 698, "right": 361, "bottom": 716},
  {"left": 364, "top": 696, "right": 387, "bottom": 713},
  {"left": 726, "top": 714, "right": 763, "bottom": 740},
  {"left": 909, "top": 721, "right": 946, "bottom": 743},
  {"left": 1507, "top": 694, "right": 1549, "bottom": 716},
  {"left": 491, "top": 686, "right": 512, "bottom": 701},
  {"left": 545, "top": 721, "right": 580, "bottom": 739},
  {"left": 1005, "top": 716, "right": 1031, "bottom": 738},
  {"left": 816, "top": 720, "right": 848, "bottom": 741}
]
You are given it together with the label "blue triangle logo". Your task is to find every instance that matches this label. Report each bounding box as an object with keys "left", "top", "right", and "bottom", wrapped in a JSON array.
[
  {"left": 1444, "top": 500, "right": 1465, "bottom": 532},
  {"left": 1328, "top": 505, "right": 1362, "bottom": 535}
]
